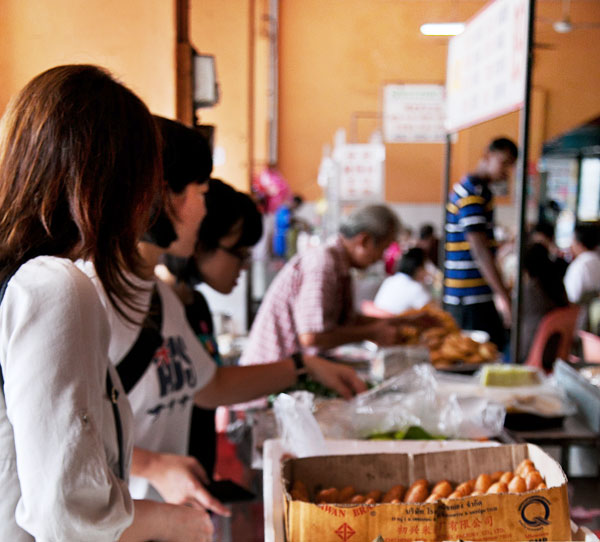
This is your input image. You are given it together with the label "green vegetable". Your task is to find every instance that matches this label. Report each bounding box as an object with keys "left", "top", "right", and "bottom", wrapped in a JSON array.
[
  {"left": 268, "top": 376, "right": 376, "bottom": 404},
  {"left": 367, "top": 426, "right": 446, "bottom": 441}
]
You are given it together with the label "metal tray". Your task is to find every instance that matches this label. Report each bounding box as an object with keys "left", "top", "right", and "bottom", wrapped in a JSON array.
[{"left": 554, "top": 360, "right": 600, "bottom": 432}]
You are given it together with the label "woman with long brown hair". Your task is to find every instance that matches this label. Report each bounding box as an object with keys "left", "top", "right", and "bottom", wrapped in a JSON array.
[{"left": 0, "top": 65, "right": 212, "bottom": 541}]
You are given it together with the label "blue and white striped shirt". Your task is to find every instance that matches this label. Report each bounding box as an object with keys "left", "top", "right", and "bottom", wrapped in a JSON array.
[{"left": 443, "top": 175, "right": 496, "bottom": 306}]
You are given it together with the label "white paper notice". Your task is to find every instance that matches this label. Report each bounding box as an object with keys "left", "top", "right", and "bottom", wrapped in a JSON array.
[
  {"left": 383, "top": 84, "right": 446, "bottom": 143},
  {"left": 333, "top": 143, "right": 385, "bottom": 201},
  {"left": 445, "top": 0, "right": 529, "bottom": 132}
]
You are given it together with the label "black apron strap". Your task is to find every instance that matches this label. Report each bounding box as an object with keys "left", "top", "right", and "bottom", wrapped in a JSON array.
[{"left": 116, "top": 285, "right": 164, "bottom": 393}]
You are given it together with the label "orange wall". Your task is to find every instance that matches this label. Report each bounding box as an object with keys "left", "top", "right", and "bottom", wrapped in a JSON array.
[
  {"left": 3, "top": 0, "right": 596, "bottom": 205},
  {"left": 533, "top": 0, "right": 600, "bottom": 140},
  {"left": 191, "top": 0, "right": 271, "bottom": 192},
  {"left": 279, "top": 0, "right": 485, "bottom": 202},
  {"left": 0, "top": 0, "right": 177, "bottom": 118},
  {"left": 278, "top": 0, "right": 600, "bottom": 203}
]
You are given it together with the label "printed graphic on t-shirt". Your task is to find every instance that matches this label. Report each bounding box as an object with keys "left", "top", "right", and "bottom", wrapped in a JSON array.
[{"left": 146, "top": 335, "right": 198, "bottom": 419}]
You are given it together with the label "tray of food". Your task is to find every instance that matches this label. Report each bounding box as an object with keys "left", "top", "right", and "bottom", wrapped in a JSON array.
[{"left": 393, "top": 305, "right": 501, "bottom": 372}]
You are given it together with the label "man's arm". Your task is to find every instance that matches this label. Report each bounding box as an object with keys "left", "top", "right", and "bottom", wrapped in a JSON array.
[
  {"left": 466, "top": 230, "right": 511, "bottom": 323},
  {"left": 299, "top": 321, "right": 397, "bottom": 350}
]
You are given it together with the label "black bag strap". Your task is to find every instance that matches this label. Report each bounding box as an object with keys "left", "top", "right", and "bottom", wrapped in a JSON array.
[
  {"left": 105, "top": 370, "right": 125, "bottom": 479},
  {"left": 0, "top": 265, "right": 125, "bottom": 480},
  {"left": 116, "top": 285, "right": 163, "bottom": 393},
  {"left": 0, "top": 267, "right": 21, "bottom": 391}
]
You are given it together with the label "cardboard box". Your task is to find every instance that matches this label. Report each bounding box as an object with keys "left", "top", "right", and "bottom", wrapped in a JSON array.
[
  {"left": 282, "top": 443, "right": 571, "bottom": 541},
  {"left": 263, "top": 439, "right": 498, "bottom": 542}
]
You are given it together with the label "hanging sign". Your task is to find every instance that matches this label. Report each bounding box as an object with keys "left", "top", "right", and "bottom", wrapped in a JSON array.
[
  {"left": 333, "top": 143, "right": 385, "bottom": 201},
  {"left": 382, "top": 84, "right": 446, "bottom": 143},
  {"left": 445, "top": 0, "right": 529, "bottom": 132}
]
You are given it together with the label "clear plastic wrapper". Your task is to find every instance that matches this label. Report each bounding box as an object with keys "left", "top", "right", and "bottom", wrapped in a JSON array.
[
  {"left": 272, "top": 365, "right": 506, "bottom": 454},
  {"left": 438, "top": 365, "right": 578, "bottom": 418},
  {"left": 343, "top": 364, "right": 505, "bottom": 439},
  {"left": 370, "top": 345, "right": 431, "bottom": 381}
]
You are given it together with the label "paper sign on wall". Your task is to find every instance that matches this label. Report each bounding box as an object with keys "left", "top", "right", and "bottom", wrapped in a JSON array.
[
  {"left": 445, "top": 0, "right": 529, "bottom": 132},
  {"left": 333, "top": 143, "right": 385, "bottom": 201},
  {"left": 383, "top": 84, "right": 446, "bottom": 143}
]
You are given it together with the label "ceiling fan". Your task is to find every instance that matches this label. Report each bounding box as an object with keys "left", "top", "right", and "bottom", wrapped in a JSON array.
[{"left": 538, "top": 0, "right": 600, "bottom": 34}]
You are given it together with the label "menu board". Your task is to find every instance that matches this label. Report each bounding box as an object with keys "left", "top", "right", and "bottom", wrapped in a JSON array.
[
  {"left": 382, "top": 84, "right": 446, "bottom": 143},
  {"left": 445, "top": 0, "right": 529, "bottom": 132},
  {"left": 543, "top": 156, "right": 579, "bottom": 212},
  {"left": 333, "top": 143, "right": 385, "bottom": 202}
]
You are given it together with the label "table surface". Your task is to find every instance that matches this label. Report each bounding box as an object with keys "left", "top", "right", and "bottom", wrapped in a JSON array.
[{"left": 506, "top": 415, "right": 600, "bottom": 444}]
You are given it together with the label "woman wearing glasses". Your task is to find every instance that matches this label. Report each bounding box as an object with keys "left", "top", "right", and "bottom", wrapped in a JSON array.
[{"left": 159, "top": 178, "right": 261, "bottom": 481}]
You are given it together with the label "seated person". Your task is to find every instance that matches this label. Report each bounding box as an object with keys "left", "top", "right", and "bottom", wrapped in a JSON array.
[
  {"left": 530, "top": 221, "right": 568, "bottom": 278},
  {"left": 373, "top": 248, "right": 432, "bottom": 315},
  {"left": 241, "top": 204, "right": 431, "bottom": 364},
  {"left": 564, "top": 222, "right": 600, "bottom": 305},
  {"left": 520, "top": 243, "right": 569, "bottom": 363},
  {"left": 416, "top": 223, "right": 440, "bottom": 268}
]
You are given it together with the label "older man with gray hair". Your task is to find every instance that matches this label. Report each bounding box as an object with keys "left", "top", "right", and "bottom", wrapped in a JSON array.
[{"left": 241, "top": 204, "right": 418, "bottom": 367}]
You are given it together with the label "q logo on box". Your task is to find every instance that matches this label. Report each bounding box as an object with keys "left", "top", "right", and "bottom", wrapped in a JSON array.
[{"left": 519, "top": 496, "right": 551, "bottom": 530}]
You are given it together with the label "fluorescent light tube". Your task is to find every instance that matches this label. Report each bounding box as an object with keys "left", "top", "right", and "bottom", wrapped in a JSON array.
[{"left": 420, "top": 23, "right": 465, "bottom": 36}]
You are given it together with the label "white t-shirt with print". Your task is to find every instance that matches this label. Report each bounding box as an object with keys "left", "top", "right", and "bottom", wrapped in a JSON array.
[{"left": 77, "top": 261, "right": 216, "bottom": 501}]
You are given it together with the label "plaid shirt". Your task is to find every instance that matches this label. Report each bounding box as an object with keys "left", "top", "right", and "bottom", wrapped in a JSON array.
[{"left": 240, "top": 236, "right": 354, "bottom": 365}]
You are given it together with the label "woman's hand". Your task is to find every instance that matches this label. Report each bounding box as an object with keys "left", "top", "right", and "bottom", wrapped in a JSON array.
[
  {"left": 165, "top": 504, "right": 215, "bottom": 542},
  {"left": 303, "top": 356, "right": 367, "bottom": 399},
  {"left": 145, "top": 452, "right": 230, "bottom": 517},
  {"left": 120, "top": 500, "right": 214, "bottom": 542}
]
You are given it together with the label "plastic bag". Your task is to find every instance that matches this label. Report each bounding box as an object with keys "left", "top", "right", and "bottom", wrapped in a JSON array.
[
  {"left": 343, "top": 364, "right": 505, "bottom": 439},
  {"left": 444, "top": 365, "right": 578, "bottom": 418},
  {"left": 272, "top": 392, "right": 325, "bottom": 457},
  {"left": 252, "top": 168, "right": 291, "bottom": 213},
  {"left": 370, "top": 345, "right": 430, "bottom": 381},
  {"left": 273, "top": 365, "right": 506, "bottom": 446}
]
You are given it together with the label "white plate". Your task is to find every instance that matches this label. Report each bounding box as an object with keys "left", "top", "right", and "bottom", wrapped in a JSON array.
[{"left": 462, "top": 329, "right": 491, "bottom": 344}]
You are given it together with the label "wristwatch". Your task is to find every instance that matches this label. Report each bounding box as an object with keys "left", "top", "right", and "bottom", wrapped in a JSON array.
[{"left": 291, "top": 352, "right": 308, "bottom": 383}]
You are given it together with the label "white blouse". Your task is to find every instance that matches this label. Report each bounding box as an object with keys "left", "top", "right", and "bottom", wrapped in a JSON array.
[{"left": 0, "top": 257, "right": 134, "bottom": 542}]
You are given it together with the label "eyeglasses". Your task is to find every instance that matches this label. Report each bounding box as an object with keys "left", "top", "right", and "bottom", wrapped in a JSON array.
[{"left": 218, "top": 244, "right": 252, "bottom": 264}]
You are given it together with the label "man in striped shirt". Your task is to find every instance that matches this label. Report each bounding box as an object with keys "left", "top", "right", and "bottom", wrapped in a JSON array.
[{"left": 443, "top": 137, "right": 518, "bottom": 349}]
